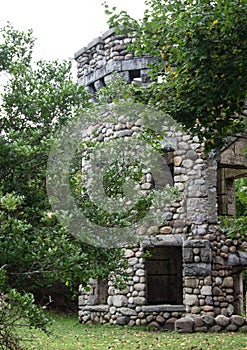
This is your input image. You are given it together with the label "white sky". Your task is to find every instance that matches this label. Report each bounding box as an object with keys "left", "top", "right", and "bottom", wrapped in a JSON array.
[{"left": 0, "top": 0, "right": 146, "bottom": 62}]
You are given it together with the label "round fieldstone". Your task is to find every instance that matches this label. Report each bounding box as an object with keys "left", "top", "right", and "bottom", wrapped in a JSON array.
[
  {"left": 135, "top": 251, "right": 143, "bottom": 258},
  {"left": 175, "top": 317, "right": 194, "bottom": 333},
  {"left": 222, "top": 277, "right": 233, "bottom": 288},
  {"left": 107, "top": 296, "right": 113, "bottom": 305},
  {"left": 201, "top": 315, "right": 215, "bottom": 326},
  {"left": 210, "top": 325, "right": 222, "bottom": 332},
  {"left": 136, "top": 269, "right": 145, "bottom": 277},
  {"left": 215, "top": 277, "right": 222, "bottom": 286},
  {"left": 185, "top": 294, "right": 198, "bottom": 306},
  {"left": 128, "top": 297, "right": 134, "bottom": 304},
  {"left": 128, "top": 257, "right": 138, "bottom": 265},
  {"left": 138, "top": 312, "right": 145, "bottom": 318},
  {"left": 133, "top": 297, "right": 145, "bottom": 305},
  {"left": 182, "top": 159, "right": 194, "bottom": 169},
  {"left": 146, "top": 315, "right": 154, "bottom": 323},
  {"left": 194, "top": 256, "right": 201, "bottom": 263},
  {"left": 134, "top": 283, "right": 146, "bottom": 292},
  {"left": 231, "top": 315, "right": 245, "bottom": 326},
  {"left": 159, "top": 226, "right": 172, "bottom": 234},
  {"left": 156, "top": 315, "right": 165, "bottom": 324},
  {"left": 179, "top": 142, "right": 190, "bottom": 151},
  {"left": 174, "top": 156, "right": 183, "bottom": 166},
  {"left": 226, "top": 324, "right": 238, "bottom": 332},
  {"left": 110, "top": 306, "right": 116, "bottom": 314},
  {"left": 133, "top": 276, "right": 140, "bottom": 283},
  {"left": 215, "top": 315, "right": 230, "bottom": 327},
  {"left": 186, "top": 150, "right": 198, "bottom": 161},
  {"left": 213, "top": 287, "right": 222, "bottom": 296},
  {"left": 205, "top": 296, "right": 213, "bottom": 305},
  {"left": 116, "top": 316, "right": 130, "bottom": 325},
  {"left": 124, "top": 249, "right": 135, "bottom": 258}
]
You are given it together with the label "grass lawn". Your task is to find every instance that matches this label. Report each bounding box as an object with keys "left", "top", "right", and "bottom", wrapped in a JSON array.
[{"left": 19, "top": 313, "right": 247, "bottom": 350}]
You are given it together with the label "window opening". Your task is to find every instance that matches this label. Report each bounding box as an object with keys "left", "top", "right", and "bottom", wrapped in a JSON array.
[{"left": 146, "top": 246, "right": 183, "bottom": 305}]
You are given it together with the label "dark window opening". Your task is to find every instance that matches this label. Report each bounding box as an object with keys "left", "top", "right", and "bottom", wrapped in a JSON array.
[
  {"left": 97, "top": 279, "right": 108, "bottom": 304},
  {"left": 146, "top": 246, "right": 183, "bottom": 305},
  {"left": 217, "top": 168, "right": 247, "bottom": 217},
  {"left": 152, "top": 154, "right": 174, "bottom": 191},
  {"left": 129, "top": 69, "right": 141, "bottom": 82}
]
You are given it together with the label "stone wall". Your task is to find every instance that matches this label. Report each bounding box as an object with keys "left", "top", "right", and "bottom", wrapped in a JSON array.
[
  {"left": 77, "top": 113, "right": 247, "bottom": 328},
  {"left": 79, "top": 247, "right": 185, "bottom": 328},
  {"left": 175, "top": 315, "right": 247, "bottom": 333},
  {"left": 77, "top": 113, "right": 219, "bottom": 236}
]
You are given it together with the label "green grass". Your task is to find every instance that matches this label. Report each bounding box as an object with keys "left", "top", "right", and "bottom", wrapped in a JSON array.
[{"left": 19, "top": 313, "right": 247, "bottom": 350}]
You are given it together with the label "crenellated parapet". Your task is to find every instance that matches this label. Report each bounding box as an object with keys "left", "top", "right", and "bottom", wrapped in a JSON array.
[{"left": 74, "top": 28, "right": 155, "bottom": 92}]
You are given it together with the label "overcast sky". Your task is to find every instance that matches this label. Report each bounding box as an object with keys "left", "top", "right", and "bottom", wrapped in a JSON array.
[{"left": 0, "top": 0, "right": 146, "bottom": 62}]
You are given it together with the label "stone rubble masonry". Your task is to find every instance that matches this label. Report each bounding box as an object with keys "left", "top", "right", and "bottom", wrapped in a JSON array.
[
  {"left": 74, "top": 28, "right": 156, "bottom": 89},
  {"left": 175, "top": 315, "right": 247, "bottom": 333},
  {"left": 76, "top": 28, "right": 247, "bottom": 332}
]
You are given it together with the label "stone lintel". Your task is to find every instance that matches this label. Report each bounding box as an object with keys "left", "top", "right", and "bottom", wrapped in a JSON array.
[
  {"left": 142, "top": 305, "right": 185, "bottom": 313},
  {"left": 219, "top": 137, "right": 247, "bottom": 169},
  {"left": 78, "top": 58, "right": 155, "bottom": 86},
  {"left": 83, "top": 305, "right": 109, "bottom": 312},
  {"left": 141, "top": 234, "right": 186, "bottom": 248}
]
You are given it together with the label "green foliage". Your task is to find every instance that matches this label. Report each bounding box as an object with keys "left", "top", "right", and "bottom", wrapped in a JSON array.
[
  {"left": 0, "top": 24, "right": 128, "bottom": 347},
  {"left": 0, "top": 271, "right": 51, "bottom": 350},
  {"left": 105, "top": 0, "right": 247, "bottom": 151},
  {"left": 235, "top": 177, "right": 247, "bottom": 217},
  {"left": 0, "top": 23, "right": 35, "bottom": 72},
  {"left": 220, "top": 215, "right": 247, "bottom": 241},
  {"left": 220, "top": 175, "right": 247, "bottom": 240},
  {"left": 96, "top": 72, "right": 131, "bottom": 103},
  {"left": 70, "top": 139, "right": 151, "bottom": 230}
]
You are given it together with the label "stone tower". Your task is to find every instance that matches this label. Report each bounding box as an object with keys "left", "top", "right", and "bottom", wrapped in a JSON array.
[{"left": 74, "top": 28, "right": 247, "bottom": 332}]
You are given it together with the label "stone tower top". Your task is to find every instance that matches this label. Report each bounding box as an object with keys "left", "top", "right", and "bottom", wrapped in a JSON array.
[{"left": 74, "top": 28, "right": 155, "bottom": 93}]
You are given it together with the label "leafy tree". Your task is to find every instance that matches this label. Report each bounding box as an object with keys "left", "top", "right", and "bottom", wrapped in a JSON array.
[
  {"left": 0, "top": 23, "right": 126, "bottom": 331},
  {"left": 105, "top": 0, "right": 247, "bottom": 151}
]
